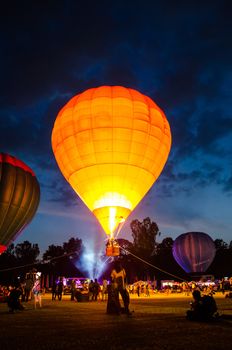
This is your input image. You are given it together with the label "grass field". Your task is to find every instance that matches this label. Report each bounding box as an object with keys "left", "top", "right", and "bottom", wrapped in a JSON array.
[{"left": 0, "top": 293, "right": 231, "bottom": 350}]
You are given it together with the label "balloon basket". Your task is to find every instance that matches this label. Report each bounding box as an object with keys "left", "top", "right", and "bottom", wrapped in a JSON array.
[{"left": 106, "top": 239, "right": 120, "bottom": 257}]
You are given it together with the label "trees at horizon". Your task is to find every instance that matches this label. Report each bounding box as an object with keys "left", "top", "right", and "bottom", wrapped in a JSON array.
[{"left": 0, "top": 217, "right": 231, "bottom": 284}]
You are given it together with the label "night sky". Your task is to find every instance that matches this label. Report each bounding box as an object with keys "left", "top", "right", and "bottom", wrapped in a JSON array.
[{"left": 1, "top": 1, "right": 231, "bottom": 255}]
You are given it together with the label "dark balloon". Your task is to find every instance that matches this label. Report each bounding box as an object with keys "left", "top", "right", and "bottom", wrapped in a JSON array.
[
  {"left": 172, "top": 232, "right": 216, "bottom": 273},
  {"left": 0, "top": 153, "right": 40, "bottom": 250}
]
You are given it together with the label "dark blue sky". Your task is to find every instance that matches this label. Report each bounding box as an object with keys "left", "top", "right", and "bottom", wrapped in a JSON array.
[{"left": 0, "top": 0, "right": 231, "bottom": 254}]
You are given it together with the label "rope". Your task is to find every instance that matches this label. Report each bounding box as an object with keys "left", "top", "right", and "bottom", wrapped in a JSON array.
[
  {"left": 119, "top": 245, "right": 186, "bottom": 282},
  {"left": 1, "top": 243, "right": 186, "bottom": 283},
  {"left": 0, "top": 251, "right": 77, "bottom": 272}
]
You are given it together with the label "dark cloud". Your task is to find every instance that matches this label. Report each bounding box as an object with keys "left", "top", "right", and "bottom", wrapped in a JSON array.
[
  {"left": 1, "top": 1, "right": 116, "bottom": 107},
  {"left": 196, "top": 113, "right": 232, "bottom": 154},
  {"left": 223, "top": 176, "right": 232, "bottom": 193},
  {"left": 153, "top": 159, "right": 228, "bottom": 198},
  {"left": 0, "top": 0, "right": 231, "bottom": 214},
  {"left": 43, "top": 176, "right": 80, "bottom": 207}
]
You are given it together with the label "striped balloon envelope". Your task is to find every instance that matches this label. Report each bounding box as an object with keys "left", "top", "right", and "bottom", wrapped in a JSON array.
[
  {"left": 51, "top": 86, "right": 171, "bottom": 239},
  {"left": 172, "top": 232, "right": 216, "bottom": 273},
  {"left": 0, "top": 153, "right": 40, "bottom": 253}
]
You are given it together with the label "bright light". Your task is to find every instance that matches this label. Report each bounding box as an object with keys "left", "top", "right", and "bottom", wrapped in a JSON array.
[
  {"left": 93, "top": 192, "right": 132, "bottom": 211},
  {"left": 52, "top": 86, "right": 171, "bottom": 238},
  {"left": 109, "top": 207, "right": 116, "bottom": 236},
  {"left": 75, "top": 238, "right": 107, "bottom": 280}
]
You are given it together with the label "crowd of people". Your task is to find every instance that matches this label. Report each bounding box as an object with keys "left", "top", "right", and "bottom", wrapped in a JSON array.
[
  {"left": 0, "top": 263, "right": 132, "bottom": 315},
  {"left": 1, "top": 266, "right": 231, "bottom": 321},
  {"left": 0, "top": 271, "right": 43, "bottom": 313}
]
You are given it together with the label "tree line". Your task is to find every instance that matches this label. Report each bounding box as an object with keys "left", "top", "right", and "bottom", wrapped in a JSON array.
[{"left": 0, "top": 217, "right": 231, "bottom": 285}]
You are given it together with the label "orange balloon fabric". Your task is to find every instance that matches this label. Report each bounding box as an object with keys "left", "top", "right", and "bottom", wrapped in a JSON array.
[{"left": 52, "top": 86, "right": 171, "bottom": 236}]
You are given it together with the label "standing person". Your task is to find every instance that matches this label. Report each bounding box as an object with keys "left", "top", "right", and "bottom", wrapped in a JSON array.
[
  {"left": 51, "top": 280, "right": 57, "bottom": 300},
  {"left": 88, "top": 280, "right": 94, "bottom": 301},
  {"left": 102, "top": 277, "right": 108, "bottom": 301},
  {"left": 20, "top": 282, "right": 26, "bottom": 302},
  {"left": 57, "top": 278, "right": 64, "bottom": 301},
  {"left": 70, "top": 279, "right": 76, "bottom": 301},
  {"left": 145, "top": 283, "right": 150, "bottom": 297},
  {"left": 220, "top": 278, "right": 225, "bottom": 294},
  {"left": 92, "top": 278, "right": 100, "bottom": 301},
  {"left": 110, "top": 261, "right": 131, "bottom": 315},
  {"left": 25, "top": 275, "right": 34, "bottom": 302},
  {"left": 182, "top": 282, "right": 189, "bottom": 296},
  {"left": 7, "top": 285, "right": 24, "bottom": 313},
  {"left": 32, "top": 279, "right": 42, "bottom": 309}
]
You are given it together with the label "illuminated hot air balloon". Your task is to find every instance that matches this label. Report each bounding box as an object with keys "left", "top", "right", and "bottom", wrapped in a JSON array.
[
  {"left": 51, "top": 86, "right": 171, "bottom": 254},
  {"left": 172, "top": 232, "right": 216, "bottom": 273},
  {"left": 0, "top": 153, "right": 40, "bottom": 252}
]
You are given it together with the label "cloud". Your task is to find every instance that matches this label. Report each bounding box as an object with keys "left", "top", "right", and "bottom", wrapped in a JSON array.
[
  {"left": 43, "top": 176, "right": 81, "bottom": 207},
  {"left": 223, "top": 175, "right": 232, "bottom": 194},
  {"left": 195, "top": 113, "right": 232, "bottom": 155},
  {"left": 1, "top": 1, "right": 231, "bottom": 246}
]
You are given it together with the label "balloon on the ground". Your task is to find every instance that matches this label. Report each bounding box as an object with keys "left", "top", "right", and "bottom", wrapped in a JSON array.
[
  {"left": 0, "top": 153, "right": 40, "bottom": 250},
  {"left": 52, "top": 86, "right": 171, "bottom": 238},
  {"left": 172, "top": 232, "right": 216, "bottom": 273}
]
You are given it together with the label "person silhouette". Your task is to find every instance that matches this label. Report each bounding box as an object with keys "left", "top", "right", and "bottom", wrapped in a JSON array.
[
  {"left": 109, "top": 261, "right": 131, "bottom": 316},
  {"left": 187, "top": 289, "right": 218, "bottom": 321}
]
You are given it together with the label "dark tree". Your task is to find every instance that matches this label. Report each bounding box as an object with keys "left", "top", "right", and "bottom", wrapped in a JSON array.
[
  {"left": 0, "top": 241, "right": 40, "bottom": 284},
  {"left": 0, "top": 243, "right": 17, "bottom": 265},
  {"left": 117, "top": 238, "right": 134, "bottom": 256},
  {"left": 214, "top": 239, "right": 228, "bottom": 250},
  {"left": 5, "top": 243, "right": 15, "bottom": 256},
  {"left": 14, "top": 241, "right": 40, "bottom": 264},
  {"left": 43, "top": 244, "right": 64, "bottom": 261},
  {"left": 129, "top": 217, "right": 160, "bottom": 281},
  {"left": 151, "top": 237, "right": 187, "bottom": 282},
  {"left": 130, "top": 217, "right": 160, "bottom": 257},
  {"left": 208, "top": 239, "right": 231, "bottom": 277},
  {"left": 0, "top": 243, "right": 18, "bottom": 284},
  {"left": 159, "top": 237, "right": 174, "bottom": 249},
  {"left": 63, "top": 237, "right": 83, "bottom": 260},
  {"left": 42, "top": 238, "right": 84, "bottom": 277},
  {"left": 42, "top": 244, "right": 65, "bottom": 276},
  {"left": 156, "top": 237, "right": 174, "bottom": 254}
]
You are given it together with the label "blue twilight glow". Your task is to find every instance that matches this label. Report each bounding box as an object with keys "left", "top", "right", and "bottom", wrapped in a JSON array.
[
  {"left": 75, "top": 239, "right": 108, "bottom": 280},
  {"left": 1, "top": 2, "right": 231, "bottom": 254}
]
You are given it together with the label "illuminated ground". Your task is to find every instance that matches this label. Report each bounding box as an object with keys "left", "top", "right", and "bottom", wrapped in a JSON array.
[{"left": 0, "top": 293, "right": 231, "bottom": 349}]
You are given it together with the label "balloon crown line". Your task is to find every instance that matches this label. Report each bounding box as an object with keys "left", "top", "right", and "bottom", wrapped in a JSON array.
[{"left": 0, "top": 153, "right": 36, "bottom": 176}]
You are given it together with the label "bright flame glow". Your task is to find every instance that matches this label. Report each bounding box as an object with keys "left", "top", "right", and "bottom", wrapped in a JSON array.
[
  {"left": 93, "top": 206, "right": 131, "bottom": 236},
  {"left": 93, "top": 192, "right": 132, "bottom": 210},
  {"left": 109, "top": 207, "right": 116, "bottom": 236},
  {"left": 75, "top": 238, "right": 108, "bottom": 280}
]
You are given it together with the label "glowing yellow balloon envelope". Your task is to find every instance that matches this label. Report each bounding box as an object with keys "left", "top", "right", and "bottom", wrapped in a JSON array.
[{"left": 51, "top": 86, "right": 171, "bottom": 237}]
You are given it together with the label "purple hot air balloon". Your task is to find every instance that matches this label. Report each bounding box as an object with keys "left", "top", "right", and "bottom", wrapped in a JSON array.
[{"left": 172, "top": 232, "right": 216, "bottom": 273}]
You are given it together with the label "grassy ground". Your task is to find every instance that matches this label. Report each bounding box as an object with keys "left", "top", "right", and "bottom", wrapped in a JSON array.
[{"left": 0, "top": 293, "right": 231, "bottom": 350}]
